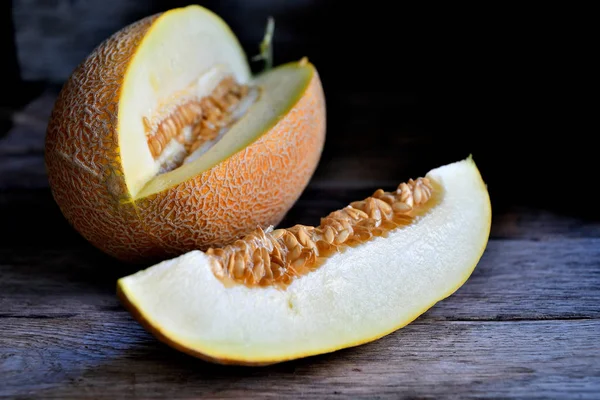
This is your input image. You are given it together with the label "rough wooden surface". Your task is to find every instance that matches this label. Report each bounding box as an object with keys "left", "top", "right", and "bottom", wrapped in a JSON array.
[{"left": 1, "top": 91, "right": 599, "bottom": 399}]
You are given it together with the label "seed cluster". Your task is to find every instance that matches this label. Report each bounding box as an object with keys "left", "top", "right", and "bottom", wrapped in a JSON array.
[
  {"left": 207, "top": 177, "right": 435, "bottom": 288},
  {"left": 145, "top": 77, "right": 249, "bottom": 160}
]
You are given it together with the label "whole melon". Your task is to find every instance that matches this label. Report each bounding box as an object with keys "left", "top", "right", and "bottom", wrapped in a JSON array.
[{"left": 45, "top": 5, "right": 326, "bottom": 263}]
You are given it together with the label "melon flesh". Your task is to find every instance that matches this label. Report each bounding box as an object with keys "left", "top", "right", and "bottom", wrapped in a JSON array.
[
  {"left": 135, "top": 62, "right": 313, "bottom": 199},
  {"left": 117, "top": 5, "right": 313, "bottom": 199},
  {"left": 117, "top": 158, "right": 491, "bottom": 365},
  {"left": 119, "top": 5, "right": 250, "bottom": 196}
]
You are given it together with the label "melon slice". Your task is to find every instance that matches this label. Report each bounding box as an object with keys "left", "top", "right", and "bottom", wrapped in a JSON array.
[
  {"left": 117, "top": 158, "right": 492, "bottom": 365},
  {"left": 45, "top": 5, "right": 325, "bottom": 262}
]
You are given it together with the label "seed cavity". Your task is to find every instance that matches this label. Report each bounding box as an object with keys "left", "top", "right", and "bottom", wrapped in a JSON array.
[
  {"left": 144, "top": 76, "right": 256, "bottom": 173},
  {"left": 208, "top": 177, "right": 438, "bottom": 288}
]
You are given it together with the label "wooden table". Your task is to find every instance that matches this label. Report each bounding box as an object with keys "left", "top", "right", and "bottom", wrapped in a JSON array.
[{"left": 1, "top": 90, "right": 599, "bottom": 399}]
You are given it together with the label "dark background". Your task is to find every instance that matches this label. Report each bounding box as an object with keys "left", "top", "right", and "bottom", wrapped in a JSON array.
[{"left": 2, "top": 0, "right": 592, "bottom": 216}]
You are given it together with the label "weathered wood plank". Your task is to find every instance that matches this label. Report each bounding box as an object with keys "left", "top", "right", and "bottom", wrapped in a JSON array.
[
  {"left": 1, "top": 239, "right": 599, "bottom": 321},
  {"left": 490, "top": 209, "right": 600, "bottom": 239},
  {"left": 1, "top": 317, "right": 598, "bottom": 399}
]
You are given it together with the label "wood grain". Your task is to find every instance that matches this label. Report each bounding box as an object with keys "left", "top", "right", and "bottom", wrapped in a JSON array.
[
  {"left": 1, "top": 317, "right": 598, "bottom": 399},
  {"left": 0, "top": 236, "right": 599, "bottom": 398}
]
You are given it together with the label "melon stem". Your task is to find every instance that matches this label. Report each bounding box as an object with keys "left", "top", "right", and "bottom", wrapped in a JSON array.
[{"left": 252, "top": 17, "right": 274, "bottom": 73}]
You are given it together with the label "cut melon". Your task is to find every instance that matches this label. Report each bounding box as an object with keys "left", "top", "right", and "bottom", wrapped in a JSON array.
[
  {"left": 45, "top": 5, "right": 325, "bottom": 262},
  {"left": 117, "top": 158, "right": 492, "bottom": 365}
]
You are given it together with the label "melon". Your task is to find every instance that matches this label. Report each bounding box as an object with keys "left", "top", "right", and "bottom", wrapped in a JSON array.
[
  {"left": 117, "top": 158, "right": 492, "bottom": 365},
  {"left": 44, "top": 5, "right": 326, "bottom": 262}
]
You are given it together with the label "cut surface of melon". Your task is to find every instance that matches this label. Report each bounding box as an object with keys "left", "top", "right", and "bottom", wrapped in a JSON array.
[
  {"left": 117, "top": 158, "right": 491, "bottom": 365},
  {"left": 118, "top": 5, "right": 313, "bottom": 198},
  {"left": 119, "top": 5, "right": 250, "bottom": 196},
  {"left": 135, "top": 62, "right": 313, "bottom": 199}
]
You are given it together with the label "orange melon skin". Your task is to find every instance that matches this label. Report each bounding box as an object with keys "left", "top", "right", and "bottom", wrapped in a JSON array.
[{"left": 45, "top": 14, "right": 326, "bottom": 263}]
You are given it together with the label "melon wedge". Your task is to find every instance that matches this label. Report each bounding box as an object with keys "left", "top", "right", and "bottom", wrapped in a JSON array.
[
  {"left": 117, "top": 158, "right": 491, "bottom": 365},
  {"left": 45, "top": 5, "right": 325, "bottom": 262}
]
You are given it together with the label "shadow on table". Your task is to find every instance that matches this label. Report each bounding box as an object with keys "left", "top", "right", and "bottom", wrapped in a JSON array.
[{"left": 25, "top": 313, "right": 473, "bottom": 398}]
